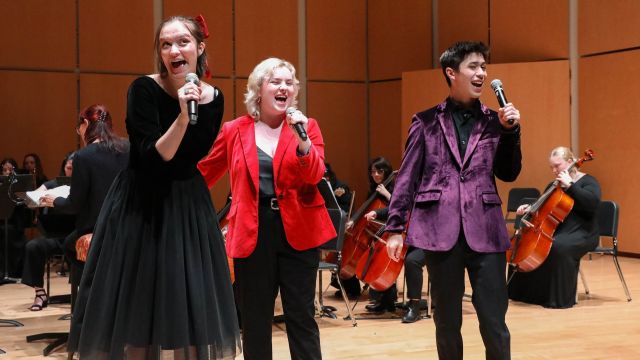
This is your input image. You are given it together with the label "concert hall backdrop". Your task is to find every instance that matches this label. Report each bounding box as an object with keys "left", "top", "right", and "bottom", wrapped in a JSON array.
[{"left": 1, "top": 0, "right": 639, "bottom": 253}]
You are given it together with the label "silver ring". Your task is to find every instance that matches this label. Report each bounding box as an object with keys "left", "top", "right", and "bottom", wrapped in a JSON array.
[{"left": 185, "top": 89, "right": 191, "bottom": 95}]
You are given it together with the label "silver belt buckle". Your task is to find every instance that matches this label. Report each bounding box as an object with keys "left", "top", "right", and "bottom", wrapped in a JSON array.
[{"left": 270, "top": 198, "right": 279, "bottom": 210}]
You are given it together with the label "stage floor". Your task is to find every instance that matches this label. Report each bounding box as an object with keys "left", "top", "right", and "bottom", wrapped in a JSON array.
[{"left": 1, "top": 254, "right": 639, "bottom": 359}]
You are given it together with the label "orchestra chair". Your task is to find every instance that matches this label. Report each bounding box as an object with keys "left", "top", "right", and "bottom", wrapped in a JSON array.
[
  {"left": 579, "top": 200, "right": 632, "bottom": 302},
  {"left": 316, "top": 179, "right": 357, "bottom": 327},
  {"left": 505, "top": 188, "right": 540, "bottom": 224}
]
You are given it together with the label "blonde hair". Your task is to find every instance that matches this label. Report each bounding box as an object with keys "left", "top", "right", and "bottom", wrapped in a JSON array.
[
  {"left": 550, "top": 146, "right": 575, "bottom": 162},
  {"left": 244, "top": 57, "right": 300, "bottom": 120}
]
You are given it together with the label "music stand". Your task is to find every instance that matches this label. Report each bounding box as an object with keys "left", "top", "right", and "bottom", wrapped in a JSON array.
[{"left": 0, "top": 174, "right": 34, "bottom": 331}]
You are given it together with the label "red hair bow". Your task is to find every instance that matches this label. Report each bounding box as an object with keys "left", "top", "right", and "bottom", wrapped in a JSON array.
[{"left": 194, "top": 14, "right": 210, "bottom": 39}]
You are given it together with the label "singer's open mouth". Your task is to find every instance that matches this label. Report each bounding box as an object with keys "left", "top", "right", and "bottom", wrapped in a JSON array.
[
  {"left": 275, "top": 95, "right": 287, "bottom": 103},
  {"left": 471, "top": 81, "right": 483, "bottom": 88},
  {"left": 171, "top": 60, "right": 187, "bottom": 68}
]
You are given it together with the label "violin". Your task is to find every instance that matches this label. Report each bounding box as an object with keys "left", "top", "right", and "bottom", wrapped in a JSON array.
[
  {"left": 339, "top": 171, "right": 398, "bottom": 279},
  {"left": 354, "top": 219, "right": 407, "bottom": 291},
  {"left": 217, "top": 198, "right": 235, "bottom": 283},
  {"left": 507, "top": 149, "right": 595, "bottom": 272}
]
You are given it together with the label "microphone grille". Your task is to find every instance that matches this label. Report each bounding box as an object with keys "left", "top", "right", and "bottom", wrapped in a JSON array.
[
  {"left": 185, "top": 73, "right": 200, "bottom": 85},
  {"left": 286, "top": 107, "right": 296, "bottom": 115},
  {"left": 490, "top": 79, "right": 502, "bottom": 90}
]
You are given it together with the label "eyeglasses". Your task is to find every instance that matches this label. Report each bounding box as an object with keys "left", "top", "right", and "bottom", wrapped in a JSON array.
[{"left": 370, "top": 169, "right": 384, "bottom": 175}]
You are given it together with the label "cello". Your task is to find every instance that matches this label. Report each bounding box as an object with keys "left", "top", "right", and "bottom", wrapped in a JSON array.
[
  {"left": 339, "top": 170, "right": 398, "bottom": 278},
  {"left": 507, "top": 149, "right": 594, "bottom": 273},
  {"left": 354, "top": 219, "right": 408, "bottom": 291}
]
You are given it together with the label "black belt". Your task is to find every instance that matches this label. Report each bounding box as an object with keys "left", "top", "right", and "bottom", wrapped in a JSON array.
[{"left": 259, "top": 197, "right": 279, "bottom": 210}]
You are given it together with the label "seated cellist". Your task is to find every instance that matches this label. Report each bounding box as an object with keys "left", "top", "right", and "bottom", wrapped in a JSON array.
[{"left": 508, "top": 146, "right": 601, "bottom": 308}]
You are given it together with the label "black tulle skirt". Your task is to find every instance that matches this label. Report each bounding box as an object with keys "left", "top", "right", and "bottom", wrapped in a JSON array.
[{"left": 68, "top": 170, "right": 241, "bottom": 359}]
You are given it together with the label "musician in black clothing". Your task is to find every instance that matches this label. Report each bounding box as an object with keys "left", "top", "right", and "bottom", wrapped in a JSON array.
[
  {"left": 323, "top": 162, "right": 352, "bottom": 213},
  {"left": 0, "top": 158, "right": 27, "bottom": 278},
  {"left": 22, "top": 152, "right": 75, "bottom": 311},
  {"left": 40, "top": 105, "right": 128, "bottom": 283}
]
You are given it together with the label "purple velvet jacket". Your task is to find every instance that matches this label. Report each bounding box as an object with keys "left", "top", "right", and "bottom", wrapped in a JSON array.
[{"left": 385, "top": 99, "right": 522, "bottom": 253}]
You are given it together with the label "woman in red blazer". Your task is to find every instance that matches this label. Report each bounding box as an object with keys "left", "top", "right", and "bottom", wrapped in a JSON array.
[{"left": 198, "top": 57, "right": 335, "bottom": 360}]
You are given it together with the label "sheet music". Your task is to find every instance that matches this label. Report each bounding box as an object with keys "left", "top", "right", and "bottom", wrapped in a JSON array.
[{"left": 24, "top": 185, "right": 70, "bottom": 208}]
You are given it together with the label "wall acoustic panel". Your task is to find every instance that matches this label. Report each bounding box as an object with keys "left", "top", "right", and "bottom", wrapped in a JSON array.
[
  {"left": 368, "top": 0, "right": 432, "bottom": 81},
  {"left": 0, "top": 71, "right": 78, "bottom": 179},
  {"left": 164, "top": 0, "right": 234, "bottom": 77},
  {"left": 370, "top": 81, "right": 402, "bottom": 168},
  {"left": 580, "top": 50, "right": 640, "bottom": 254},
  {"left": 80, "top": 74, "right": 138, "bottom": 139},
  {"left": 0, "top": 1, "right": 76, "bottom": 70},
  {"left": 402, "top": 60, "right": 571, "bottom": 214},
  {"left": 307, "top": 0, "right": 366, "bottom": 81},
  {"left": 307, "top": 82, "right": 367, "bottom": 207},
  {"left": 234, "top": 78, "right": 249, "bottom": 121},
  {"left": 579, "top": 0, "right": 640, "bottom": 56},
  {"left": 79, "top": 0, "right": 154, "bottom": 74},
  {"left": 438, "top": 0, "right": 489, "bottom": 58},
  {"left": 235, "top": 0, "right": 298, "bottom": 77},
  {"left": 490, "top": 0, "right": 568, "bottom": 63}
]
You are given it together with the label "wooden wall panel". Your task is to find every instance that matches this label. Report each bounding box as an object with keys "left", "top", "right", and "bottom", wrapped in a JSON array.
[
  {"left": 79, "top": 74, "right": 138, "bottom": 139},
  {"left": 402, "top": 61, "right": 571, "bottom": 213},
  {"left": 307, "top": 82, "right": 368, "bottom": 207},
  {"left": 79, "top": 0, "right": 154, "bottom": 73},
  {"left": 163, "top": 0, "right": 234, "bottom": 77},
  {"left": 580, "top": 50, "right": 640, "bottom": 253},
  {"left": 211, "top": 78, "right": 235, "bottom": 124},
  {"left": 0, "top": 1, "right": 76, "bottom": 70},
  {"left": 307, "top": 0, "right": 366, "bottom": 81},
  {"left": 438, "top": 0, "right": 489, "bottom": 58},
  {"left": 0, "top": 71, "right": 78, "bottom": 179},
  {"left": 235, "top": 0, "right": 298, "bottom": 77},
  {"left": 368, "top": 0, "right": 432, "bottom": 81},
  {"left": 234, "top": 78, "right": 249, "bottom": 121},
  {"left": 579, "top": 0, "right": 640, "bottom": 56},
  {"left": 490, "top": 0, "right": 568, "bottom": 63},
  {"left": 370, "top": 81, "right": 402, "bottom": 168}
]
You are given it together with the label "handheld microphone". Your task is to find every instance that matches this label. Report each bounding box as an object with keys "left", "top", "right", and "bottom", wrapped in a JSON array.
[
  {"left": 490, "top": 79, "right": 514, "bottom": 125},
  {"left": 286, "top": 107, "right": 308, "bottom": 141},
  {"left": 185, "top": 73, "right": 200, "bottom": 125}
]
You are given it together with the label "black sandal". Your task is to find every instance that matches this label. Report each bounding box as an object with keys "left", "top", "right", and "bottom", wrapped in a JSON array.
[{"left": 29, "top": 289, "right": 48, "bottom": 311}]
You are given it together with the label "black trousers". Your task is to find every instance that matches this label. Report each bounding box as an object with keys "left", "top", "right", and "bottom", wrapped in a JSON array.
[
  {"left": 21, "top": 236, "right": 64, "bottom": 288},
  {"left": 405, "top": 246, "right": 427, "bottom": 300},
  {"left": 234, "top": 204, "right": 321, "bottom": 360},
  {"left": 425, "top": 235, "right": 510, "bottom": 360}
]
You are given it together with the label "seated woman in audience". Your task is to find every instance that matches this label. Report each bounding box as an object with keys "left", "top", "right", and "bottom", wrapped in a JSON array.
[
  {"left": 508, "top": 146, "right": 601, "bottom": 308},
  {"left": 22, "top": 152, "right": 76, "bottom": 310},
  {"left": 1, "top": 158, "right": 18, "bottom": 176},
  {"left": 22, "top": 153, "right": 48, "bottom": 187}
]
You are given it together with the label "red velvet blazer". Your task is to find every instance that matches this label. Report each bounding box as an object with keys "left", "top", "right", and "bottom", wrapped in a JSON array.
[{"left": 198, "top": 115, "right": 336, "bottom": 258}]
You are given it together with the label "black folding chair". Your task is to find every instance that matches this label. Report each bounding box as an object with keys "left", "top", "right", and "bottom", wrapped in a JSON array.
[
  {"left": 579, "top": 200, "right": 632, "bottom": 301},
  {"left": 505, "top": 188, "right": 540, "bottom": 224},
  {"left": 316, "top": 179, "right": 357, "bottom": 326}
]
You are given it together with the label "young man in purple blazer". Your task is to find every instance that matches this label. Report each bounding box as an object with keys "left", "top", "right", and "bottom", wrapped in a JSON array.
[{"left": 386, "top": 41, "right": 521, "bottom": 360}]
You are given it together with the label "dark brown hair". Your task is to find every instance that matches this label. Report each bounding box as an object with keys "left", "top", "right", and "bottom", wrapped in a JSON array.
[
  {"left": 154, "top": 16, "right": 209, "bottom": 79},
  {"left": 78, "top": 104, "right": 128, "bottom": 153}
]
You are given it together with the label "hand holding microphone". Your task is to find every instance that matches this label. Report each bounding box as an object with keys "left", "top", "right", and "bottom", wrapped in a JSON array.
[
  {"left": 490, "top": 79, "right": 520, "bottom": 127},
  {"left": 286, "top": 107, "right": 308, "bottom": 141},
  {"left": 185, "top": 73, "right": 200, "bottom": 125}
]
